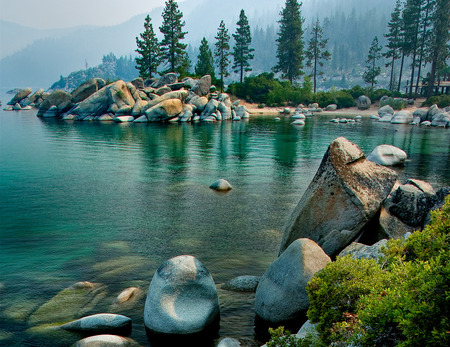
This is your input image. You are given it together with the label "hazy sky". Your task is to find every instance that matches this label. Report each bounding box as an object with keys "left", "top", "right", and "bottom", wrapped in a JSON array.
[{"left": 0, "top": 0, "right": 178, "bottom": 29}]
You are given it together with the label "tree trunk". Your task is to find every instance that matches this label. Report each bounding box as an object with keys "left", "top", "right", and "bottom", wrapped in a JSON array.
[
  {"left": 313, "top": 56, "right": 317, "bottom": 93},
  {"left": 389, "top": 55, "right": 395, "bottom": 91},
  {"left": 415, "top": 1, "right": 431, "bottom": 95},
  {"left": 398, "top": 52, "right": 405, "bottom": 93},
  {"left": 426, "top": 57, "right": 436, "bottom": 98}
]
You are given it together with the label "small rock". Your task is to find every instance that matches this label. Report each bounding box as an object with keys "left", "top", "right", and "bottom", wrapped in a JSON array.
[
  {"left": 291, "top": 119, "right": 305, "bottom": 125},
  {"left": 114, "top": 116, "right": 134, "bottom": 123},
  {"left": 74, "top": 334, "right": 140, "bottom": 347},
  {"left": 210, "top": 179, "right": 232, "bottom": 191},
  {"left": 222, "top": 276, "right": 260, "bottom": 293},
  {"left": 217, "top": 337, "right": 241, "bottom": 347}
]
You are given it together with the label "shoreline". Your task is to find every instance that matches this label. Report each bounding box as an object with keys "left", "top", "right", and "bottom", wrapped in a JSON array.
[{"left": 244, "top": 98, "right": 427, "bottom": 118}]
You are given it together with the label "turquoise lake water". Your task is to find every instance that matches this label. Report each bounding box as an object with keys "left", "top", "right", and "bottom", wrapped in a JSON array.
[{"left": 0, "top": 101, "right": 449, "bottom": 346}]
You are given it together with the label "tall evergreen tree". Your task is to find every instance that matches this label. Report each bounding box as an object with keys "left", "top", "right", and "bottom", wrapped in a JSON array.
[
  {"left": 363, "top": 36, "right": 383, "bottom": 88},
  {"left": 415, "top": 0, "right": 435, "bottom": 94},
  {"left": 403, "top": 0, "right": 422, "bottom": 96},
  {"left": 305, "top": 18, "right": 331, "bottom": 93},
  {"left": 195, "top": 37, "right": 215, "bottom": 78},
  {"left": 135, "top": 15, "right": 160, "bottom": 79},
  {"left": 232, "top": 9, "right": 254, "bottom": 83},
  {"left": 384, "top": 0, "right": 403, "bottom": 91},
  {"left": 159, "top": 0, "right": 189, "bottom": 75},
  {"left": 214, "top": 20, "right": 231, "bottom": 92},
  {"left": 426, "top": 0, "right": 450, "bottom": 97},
  {"left": 273, "top": 0, "right": 305, "bottom": 84}
]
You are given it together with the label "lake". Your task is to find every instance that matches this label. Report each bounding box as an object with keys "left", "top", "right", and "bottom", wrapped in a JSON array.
[{"left": 0, "top": 101, "right": 449, "bottom": 346}]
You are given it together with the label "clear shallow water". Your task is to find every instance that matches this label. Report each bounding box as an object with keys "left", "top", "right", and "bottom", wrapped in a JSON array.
[{"left": 0, "top": 102, "right": 449, "bottom": 346}]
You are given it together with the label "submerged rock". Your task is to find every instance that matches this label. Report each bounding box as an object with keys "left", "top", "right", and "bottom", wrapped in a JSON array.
[
  {"left": 60, "top": 313, "right": 131, "bottom": 334},
  {"left": 279, "top": 137, "right": 397, "bottom": 257},
  {"left": 222, "top": 276, "right": 260, "bottom": 293},
  {"left": 255, "top": 238, "right": 331, "bottom": 323},
  {"left": 144, "top": 255, "right": 220, "bottom": 335}
]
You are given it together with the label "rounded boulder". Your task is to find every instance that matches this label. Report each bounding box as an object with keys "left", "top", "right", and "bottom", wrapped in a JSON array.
[
  {"left": 255, "top": 238, "right": 331, "bottom": 323},
  {"left": 366, "top": 144, "right": 407, "bottom": 166},
  {"left": 209, "top": 179, "right": 232, "bottom": 191},
  {"left": 144, "top": 255, "right": 220, "bottom": 335}
]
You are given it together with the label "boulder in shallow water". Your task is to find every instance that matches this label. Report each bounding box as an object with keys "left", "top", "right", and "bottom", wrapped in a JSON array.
[
  {"left": 279, "top": 137, "right": 398, "bottom": 257},
  {"left": 255, "top": 238, "right": 331, "bottom": 323},
  {"left": 37, "top": 90, "right": 73, "bottom": 117},
  {"left": 222, "top": 275, "right": 260, "bottom": 293},
  {"left": 209, "top": 179, "right": 232, "bottom": 191},
  {"left": 145, "top": 99, "right": 183, "bottom": 122},
  {"left": 71, "top": 78, "right": 106, "bottom": 104},
  {"left": 144, "top": 255, "right": 220, "bottom": 335},
  {"left": 8, "top": 87, "right": 32, "bottom": 105},
  {"left": 60, "top": 313, "right": 131, "bottom": 334},
  {"left": 391, "top": 110, "right": 413, "bottom": 124},
  {"left": 74, "top": 334, "right": 140, "bottom": 347},
  {"left": 366, "top": 144, "right": 407, "bottom": 166}
]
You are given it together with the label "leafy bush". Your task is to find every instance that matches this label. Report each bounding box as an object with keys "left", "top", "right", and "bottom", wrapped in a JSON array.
[
  {"left": 380, "top": 97, "right": 406, "bottom": 110},
  {"left": 422, "top": 94, "right": 450, "bottom": 108},
  {"left": 266, "top": 196, "right": 450, "bottom": 347},
  {"left": 266, "top": 326, "right": 322, "bottom": 347},
  {"left": 335, "top": 90, "right": 356, "bottom": 108}
]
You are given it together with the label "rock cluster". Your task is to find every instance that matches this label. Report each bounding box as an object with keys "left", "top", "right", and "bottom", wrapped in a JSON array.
[
  {"left": 27, "top": 74, "right": 242, "bottom": 123},
  {"left": 374, "top": 102, "right": 450, "bottom": 127}
]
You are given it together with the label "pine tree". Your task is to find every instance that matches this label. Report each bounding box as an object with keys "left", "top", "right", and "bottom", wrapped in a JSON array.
[
  {"left": 195, "top": 37, "right": 215, "bottom": 78},
  {"left": 135, "top": 15, "right": 160, "bottom": 79},
  {"left": 426, "top": 0, "right": 450, "bottom": 97},
  {"left": 305, "top": 18, "right": 331, "bottom": 93},
  {"left": 403, "top": 0, "right": 422, "bottom": 96},
  {"left": 159, "top": 0, "right": 189, "bottom": 75},
  {"left": 273, "top": 0, "right": 305, "bottom": 84},
  {"left": 415, "top": 0, "right": 436, "bottom": 94},
  {"left": 214, "top": 20, "right": 231, "bottom": 92},
  {"left": 384, "top": 0, "right": 403, "bottom": 91},
  {"left": 232, "top": 9, "right": 254, "bottom": 83},
  {"left": 363, "top": 36, "right": 382, "bottom": 88}
]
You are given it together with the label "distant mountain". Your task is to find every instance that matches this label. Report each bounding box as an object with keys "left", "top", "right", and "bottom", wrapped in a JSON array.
[{"left": 0, "top": 0, "right": 396, "bottom": 89}]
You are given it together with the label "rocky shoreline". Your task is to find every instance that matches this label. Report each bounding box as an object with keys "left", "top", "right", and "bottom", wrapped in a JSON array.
[
  {"left": 3, "top": 74, "right": 450, "bottom": 128},
  {"left": 3, "top": 136, "right": 446, "bottom": 347}
]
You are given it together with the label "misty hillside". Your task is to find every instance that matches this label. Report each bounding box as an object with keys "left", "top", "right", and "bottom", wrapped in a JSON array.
[{"left": 0, "top": 0, "right": 396, "bottom": 89}]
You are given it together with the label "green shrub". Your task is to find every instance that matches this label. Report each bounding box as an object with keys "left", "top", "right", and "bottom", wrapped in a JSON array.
[
  {"left": 335, "top": 90, "right": 356, "bottom": 108},
  {"left": 306, "top": 256, "right": 388, "bottom": 345},
  {"left": 368, "top": 88, "right": 392, "bottom": 102},
  {"left": 380, "top": 97, "right": 406, "bottom": 110},
  {"left": 422, "top": 94, "right": 450, "bottom": 108},
  {"left": 266, "top": 326, "right": 323, "bottom": 347}
]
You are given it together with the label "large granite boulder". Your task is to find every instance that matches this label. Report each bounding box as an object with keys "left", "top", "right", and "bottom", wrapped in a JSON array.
[
  {"left": 144, "top": 90, "right": 189, "bottom": 111},
  {"left": 8, "top": 87, "right": 32, "bottom": 105},
  {"left": 20, "top": 88, "right": 44, "bottom": 107},
  {"left": 145, "top": 99, "right": 183, "bottom": 121},
  {"left": 413, "top": 108, "right": 428, "bottom": 122},
  {"left": 71, "top": 78, "right": 106, "bottom": 104},
  {"left": 130, "top": 77, "right": 144, "bottom": 90},
  {"left": 144, "top": 255, "right": 220, "bottom": 335},
  {"left": 255, "top": 238, "right": 331, "bottom": 323},
  {"left": 60, "top": 313, "right": 131, "bottom": 334},
  {"left": 426, "top": 104, "right": 441, "bottom": 121},
  {"left": 37, "top": 90, "right": 73, "bottom": 117},
  {"left": 384, "top": 179, "right": 438, "bottom": 227},
  {"left": 152, "top": 72, "right": 178, "bottom": 89},
  {"left": 188, "top": 95, "right": 208, "bottom": 112},
  {"left": 379, "top": 206, "right": 416, "bottom": 239},
  {"left": 338, "top": 239, "right": 388, "bottom": 260},
  {"left": 279, "top": 137, "right": 398, "bottom": 257},
  {"left": 391, "top": 110, "right": 413, "bottom": 124},
  {"left": 431, "top": 112, "right": 450, "bottom": 127},
  {"left": 192, "top": 75, "right": 212, "bottom": 96},
  {"left": 356, "top": 95, "right": 371, "bottom": 110},
  {"left": 366, "top": 144, "right": 407, "bottom": 166},
  {"left": 378, "top": 105, "right": 394, "bottom": 116},
  {"left": 108, "top": 80, "right": 135, "bottom": 108}
]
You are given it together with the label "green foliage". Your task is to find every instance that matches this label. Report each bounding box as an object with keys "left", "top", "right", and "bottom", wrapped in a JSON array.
[
  {"left": 304, "top": 196, "right": 450, "bottom": 347},
  {"left": 195, "top": 37, "right": 215, "bottom": 78},
  {"left": 380, "top": 97, "right": 406, "bottom": 110},
  {"left": 159, "top": 0, "right": 189, "bottom": 74},
  {"left": 306, "top": 256, "right": 388, "bottom": 345},
  {"left": 232, "top": 9, "right": 254, "bottom": 83},
  {"left": 135, "top": 15, "right": 160, "bottom": 79},
  {"left": 422, "top": 94, "right": 450, "bottom": 108},
  {"left": 267, "top": 326, "right": 322, "bottom": 347},
  {"left": 273, "top": 0, "right": 305, "bottom": 83}
]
